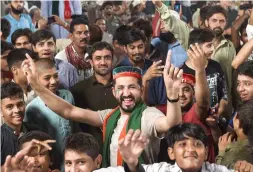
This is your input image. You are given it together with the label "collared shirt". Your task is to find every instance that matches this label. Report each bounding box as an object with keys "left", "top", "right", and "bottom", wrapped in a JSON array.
[
  {"left": 55, "top": 58, "right": 79, "bottom": 89},
  {"left": 1, "top": 122, "right": 39, "bottom": 165},
  {"left": 3, "top": 13, "right": 35, "bottom": 43},
  {"left": 117, "top": 58, "right": 153, "bottom": 74},
  {"left": 70, "top": 76, "right": 117, "bottom": 111}
]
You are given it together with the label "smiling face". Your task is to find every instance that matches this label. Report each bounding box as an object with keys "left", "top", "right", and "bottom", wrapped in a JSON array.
[
  {"left": 179, "top": 83, "right": 194, "bottom": 112},
  {"left": 168, "top": 136, "right": 207, "bottom": 172},
  {"left": 200, "top": 40, "right": 214, "bottom": 59},
  {"left": 113, "top": 76, "right": 142, "bottom": 113},
  {"left": 38, "top": 67, "right": 59, "bottom": 94},
  {"left": 20, "top": 141, "right": 51, "bottom": 172},
  {"left": 124, "top": 40, "right": 145, "bottom": 64},
  {"left": 237, "top": 74, "right": 253, "bottom": 102},
  {"left": 1, "top": 96, "right": 25, "bottom": 129},
  {"left": 64, "top": 150, "right": 101, "bottom": 172}
]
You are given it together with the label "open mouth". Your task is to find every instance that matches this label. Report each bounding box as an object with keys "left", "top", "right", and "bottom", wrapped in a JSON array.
[
  {"left": 42, "top": 53, "right": 51, "bottom": 56},
  {"left": 122, "top": 98, "right": 134, "bottom": 106}
]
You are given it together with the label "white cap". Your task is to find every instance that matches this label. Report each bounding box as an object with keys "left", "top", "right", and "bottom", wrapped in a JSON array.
[{"left": 132, "top": 0, "right": 143, "bottom": 8}]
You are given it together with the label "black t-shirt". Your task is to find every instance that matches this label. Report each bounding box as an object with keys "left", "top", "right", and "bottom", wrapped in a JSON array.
[{"left": 181, "top": 60, "right": 228, "bottom": 108}]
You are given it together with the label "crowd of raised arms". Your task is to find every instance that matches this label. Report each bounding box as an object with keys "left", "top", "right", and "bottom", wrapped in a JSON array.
[{"left": 1, "top": 0, "right": 253, "bottom": 171}]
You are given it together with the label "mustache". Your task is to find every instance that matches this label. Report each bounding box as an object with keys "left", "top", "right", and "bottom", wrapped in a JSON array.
[{"left": 80, "top": 38, "right": 89, "bottom": 43}]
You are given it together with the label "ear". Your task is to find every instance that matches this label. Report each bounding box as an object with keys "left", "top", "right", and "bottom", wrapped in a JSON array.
[
  {"left": 95, "top": 154, "right": 102, "bottom": 169},
  {"left": 167, "top": 147, "right": 176, "bottom": 160},
  {"left": 32, "top": 45, "right": 37, "bottom": 52},
  {"left": 11, "top": 66, "right": 17, "bottom": 75},
  {"left": 205, "top": 19, "right": 208, "bottom": 27},
  {"left": 89, "top": 58, "right": 93, "bottom": 68},
  {"left": 69, "top": 33, "right": 74, "bottom": 41},
  {"left": 204, "top": 147, "right": 208, "bottom": 160},
  {"left": 124, "top": 46, "right": 127, "bottom": 53}
]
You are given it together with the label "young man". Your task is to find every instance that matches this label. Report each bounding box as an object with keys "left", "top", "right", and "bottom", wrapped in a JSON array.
[
  {"left": 31, "top": 29, "right": 78, "bottom": 89},
  {"left": 18, "top": 131, "right": 57, "bottom": 171},
  {"left": 11, "top": 28, "right": 32, "bottom": 50},
  {"left": 1, "top": 82, "right": 38, "bottom": 165},
  {"left": 7, "top": 48, "right": 38, "bottom": 104},
  {"left": 64, "top": 132, "right": 102, "bottom": 171},
  {"left": 55, "top": 18, "right": 92, "bottom": 81},
  {"left": 95, "top": 17, "right": 113, "bottom": 44},
  {"left": 3, "top": 0, "right": 35, "bottom": 42},
  {"left": 236, "top": 61, "right": 253, "bottom": 103},
  {"left": 181, "top": 28, "right": 228, "bottom": 118},
  {"left": 1, "top": 40, "right": 14, "bottom": 84},
  {"left": 22, "top": 50, "right": 182, "bottom": 167},
  {"left": 25, "top": 58, "right": 80, "bottom": 170},
  {"left": 70, "top": 42, "right": 118, "bottom": 151},
  {"left": 216, "top": 102, "right": 253, "bottom": 168}
]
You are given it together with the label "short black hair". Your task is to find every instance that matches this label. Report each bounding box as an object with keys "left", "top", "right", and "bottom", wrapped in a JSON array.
[
  {"left": 1, "top": 82, "right": 23, "bottom": 100},
  {"left": 124, "top": 28, "right": 146, "bottom": 46},
  {"left": 237, "top": 100, "right": 253, "bottom": 136},
  {"left": 166, "top": 123, "right": 208, "bottom": 148},
  {"left": 101, "top": 1, "right": 113, "bottom": 11},
  {"left": 69, "top": 18, "right": 89, "bottom": 33},
  {"left": 189, "top": 28, "right": 215, "bottom": 46},
  {"left": 132, "top": 18, "right": 153, "bottom": 39},
  {"left": 89, "top": 41, "right": 114, "bottom": 60},
  {"left": 7, "top": 48, "right": 38, "bottom": 69},
  {"left": 237, "top": 61, "right": 253, "bottom": 79},
  {"left": 11, "top": 28, "right": 32, "bottom": 45},
  {"left": 1, "top": 40, "right": 14, "bottom": 55},
  {"left": 1, "top": 18, "right": 11, "bottom": 40},
  {"left": 64, "top": 133, "right": 100, "bottom": 160},
  {"left": 112, "top": 25, "right": 132, "bottom": 45},
  {"left": 31, "top": 29, "right": 56, "bottom": 46},
  {"left": 205, "top": 5, "right": 228, "bottom": 21},
  {"left": 199, "top": 6, "right": 209, "bottom": 24},
  {"left": 18, "top": 131, "right": 54, "bottom": 160}
]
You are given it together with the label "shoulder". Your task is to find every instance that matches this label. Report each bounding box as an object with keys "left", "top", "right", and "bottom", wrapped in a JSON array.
[
  {"left": 21, "top": 14, "right": 32, "bottom": 20},
  {"left": 142, "top": 106, "right": 165, "bottom": 118},
  {"left": 26, "top": 97, "right": 41, "bottom": 108},
  {"left": 56, "top": 59, "right": 76, "bottom": 70},
  {"left": 57, "top": 89, "right": 74, "bottom": 100},
  {"left": 55, "top": 49, "right": 67, "bottom": 60},
  {"left": 203, "top": 162, "right": 232, "bottom": 172},
  {"left": 70, "top": 79, "right": 90, "bottom": 91},
  {"left": 23, "top": 122, "right": 40, "bottom": 131}
]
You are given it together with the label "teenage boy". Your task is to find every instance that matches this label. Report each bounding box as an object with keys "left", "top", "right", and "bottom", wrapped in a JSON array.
[
  {"left": 31, "top": 29, "right": 78, "bottom": 89},
  {"left": 11, "top": 28, "right": 32, "bottom": 50},
  {"left": 1, "top": 40, "right": 14, "bottom": 84},
  {"left": 25, "top": 58, "right": 80, "bottom": 169},
  {"left": 1, "top": 82, "right": 39, "bottom": 165},
  {"left": 7, "top": 48, "right": 38, "bottom": 104}
]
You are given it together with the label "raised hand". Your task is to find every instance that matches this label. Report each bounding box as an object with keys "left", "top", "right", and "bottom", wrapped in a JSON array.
[
  {"left": 218, "top": 133, "right": 233, "bottom": 152},
  {"left": 143, "top": 60, "right": 164, "bottom": 82},
  {"left": 119, "top": 129, "right": 149, "bottom": 169},
  {"left": 21, "top": 53, "right": 39, "bottom": 86},
  {"left": 2, "top": 139, "right": 55, "bottom": 172},
  {"left": 163, "top": 50, "right": 183, "bottom": 99},
  {"left": 187, "top": 43, "right": 206, "bottom": 72}
]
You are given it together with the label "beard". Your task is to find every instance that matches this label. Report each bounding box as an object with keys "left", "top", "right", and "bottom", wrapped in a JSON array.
[
  {"left": 213, "top": 27, "right": 224, "bottom": 36},
  {"left": 180, "top": 101, "right": 194, "bottom": 113},
  {"left": 118, "top": 95, "right": 140, "bottom": 113},
  {"left": 130, "top": 54, "right": 144, "bottom": 63},
  {"left": 11, "top": 4, "right": 23, "bottom": 15},
  {"left": 93, "top": 65, "right": 111, "bottom": 76},
  {"left": 159, "top": 32, "right": 175, "bottom": 44}
]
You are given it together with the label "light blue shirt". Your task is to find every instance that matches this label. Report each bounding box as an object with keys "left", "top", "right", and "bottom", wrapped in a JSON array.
[
  {"left": 3, "top": 13, "right": 35, "bottom": 43},
  {"left": 168, "top": 41, "right": 188, "bottom": 67},
  {"left": 25, "top": 89, "right": 80, "bottom": 169}
]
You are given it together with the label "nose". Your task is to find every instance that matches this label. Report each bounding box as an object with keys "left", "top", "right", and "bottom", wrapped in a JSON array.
[
  {"left": 186, "top": 143, "right": 195, "bottom": 152},
  {"left": 13, "top": 105, "right": 21, "bottom": 113},
  {"left": 237, "top": 84, "right": 245, "bottom": 92},
  {"left": 29, "top": 156, "right": 39, "bottom": 164},
  {"left": 50, "top": 78, "right": 57, "bottom": 85},
  {"left": 122, "top": 87, "right": 131, "bottom": 97},
  {"left": 179, "top": 89, "right": 184, "bottom": 97}
]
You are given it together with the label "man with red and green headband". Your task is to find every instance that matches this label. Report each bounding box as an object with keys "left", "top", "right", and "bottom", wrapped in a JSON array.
[{"left": 22, "top": 51, "right": 182, "bottom": 167}]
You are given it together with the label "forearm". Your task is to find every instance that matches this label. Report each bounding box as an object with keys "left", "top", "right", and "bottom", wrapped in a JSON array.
[
  {"left": 31, "top": 81, "right": 74, "bottom": 119},
  {"left": 232, "top": 38, "right": 253, "bottom": 69},
  {"left": 195, "top": 69, "right": 210, "bottom": 109},
  {"left": 218, "top": 99, "right": 228, "bottom": 118}
]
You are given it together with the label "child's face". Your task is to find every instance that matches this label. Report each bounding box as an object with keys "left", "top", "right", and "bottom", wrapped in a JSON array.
[
  {"left": 168, "top": 136, "right": 207, "bottom": 171},
  {"left": 64, "top": 150, "right": 102, "bottom": 172},
  {"left": 38, "top": 67, "right": 59, "bottom": 94},
  {"left": 20, "top": 141, "right": 51, "bottom": 172}
]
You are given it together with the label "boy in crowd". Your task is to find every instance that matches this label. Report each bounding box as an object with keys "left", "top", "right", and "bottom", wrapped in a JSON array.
[
  {"left": 1, "top": 82, "right": 39, "bottom": 165},
  {"left": 31, "top": 29, "right": 79, "bottom": 89},
  {"left": 25, "top": 58, "right": 80, "bottom": 169},
  {"left": 7, "top": 48, "right": 38, "bottom": 104},
  {"left": 18, "top": 131, "right": 57, "bottom": 172},
  {"left": 1, "top": 40, "right": 14, "bottom": 84},
  {"left": 11, "top": 28, "right": 32, "bottom": 50}
]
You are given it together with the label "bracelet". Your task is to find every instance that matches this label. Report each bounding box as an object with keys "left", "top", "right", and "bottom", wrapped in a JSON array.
[{"left": 167, "top": 96, "right": 179, "bottom": 103}]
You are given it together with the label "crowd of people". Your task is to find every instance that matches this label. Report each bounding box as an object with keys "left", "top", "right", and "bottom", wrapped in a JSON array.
[{"left": 1, "top": 0, "right": 253, "bottom": 171}]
